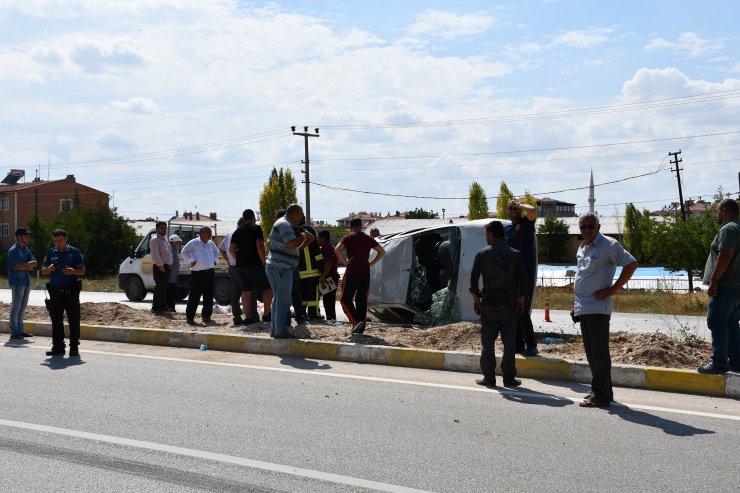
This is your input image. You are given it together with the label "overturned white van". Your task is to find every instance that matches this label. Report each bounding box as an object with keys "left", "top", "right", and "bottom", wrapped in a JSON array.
[{"left": 367, "top": 219, "right": 536, "bottom": 324}]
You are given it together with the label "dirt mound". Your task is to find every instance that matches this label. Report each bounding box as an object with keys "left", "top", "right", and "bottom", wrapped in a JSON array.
[{"left": 3, "top": 302, "right": 712, "bottom": 370}]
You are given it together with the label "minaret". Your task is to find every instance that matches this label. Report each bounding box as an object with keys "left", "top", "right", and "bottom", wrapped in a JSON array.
[{"left": 588, "top": 169, "right": 595, "bottom": 213}]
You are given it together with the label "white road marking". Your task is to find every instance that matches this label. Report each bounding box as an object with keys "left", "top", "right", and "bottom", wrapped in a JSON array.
[
  {"left": 0, "top": 418, "right": 432, "bottom": 493},
  {"left": 23, "top": 344, "right": 740, "bottom": 422}
]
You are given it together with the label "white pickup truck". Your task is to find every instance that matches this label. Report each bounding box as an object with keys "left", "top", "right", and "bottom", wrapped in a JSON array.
[{"left": 118, "top": 223, "right": 232, "bottom": 305}]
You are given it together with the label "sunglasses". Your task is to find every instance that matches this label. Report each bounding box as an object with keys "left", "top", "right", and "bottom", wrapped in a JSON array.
[{"left": 579, "top": 223, "right": 597, "bottom": 230}]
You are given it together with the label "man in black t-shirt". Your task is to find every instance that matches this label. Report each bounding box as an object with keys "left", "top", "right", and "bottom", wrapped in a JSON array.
[{"left": 230, "top": 209, "right": 272, "bottom": 324}]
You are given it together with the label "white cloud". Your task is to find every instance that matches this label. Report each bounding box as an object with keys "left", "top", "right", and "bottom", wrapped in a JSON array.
[
  {"left": 645, "top": 32, "right": 724, "bottom": 57},
  {"left": 408, "top": 10, "right": 495, "bottom": 39},
  {"left": 548, "top": 27, "right": 613, "bottom": 48},
  {"left": 110, "top": 97, "right": 158, "bottom": 115}
]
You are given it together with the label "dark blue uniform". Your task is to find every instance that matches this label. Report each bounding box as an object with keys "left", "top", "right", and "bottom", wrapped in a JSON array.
[{"left": 43, "top": 245, "right": 84, "bottom": 354}]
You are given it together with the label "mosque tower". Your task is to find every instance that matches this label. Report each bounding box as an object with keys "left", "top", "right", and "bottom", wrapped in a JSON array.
[{"left": 588, "top": 169, "right": 595, "bottom": 213}]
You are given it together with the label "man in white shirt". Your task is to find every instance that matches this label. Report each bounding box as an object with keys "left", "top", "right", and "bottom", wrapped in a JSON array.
[
  {"left": 182, "top": 226, "right": 220, "bottom": 326},
  {"left": 149, "top": 221, "right": 173, "bottom": 313}
]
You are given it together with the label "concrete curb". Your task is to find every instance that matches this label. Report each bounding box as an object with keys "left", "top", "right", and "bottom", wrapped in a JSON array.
[{"left": 4, "top": 321, "right": 738, "bottom": 399}]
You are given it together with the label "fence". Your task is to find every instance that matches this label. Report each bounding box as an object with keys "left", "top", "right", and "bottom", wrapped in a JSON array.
[{"left": 537, "top": 276, "right": 699, "bottom": 293}]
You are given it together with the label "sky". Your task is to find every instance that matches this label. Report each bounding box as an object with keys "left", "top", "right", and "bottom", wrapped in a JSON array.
[{"left": 1, "top": 0, "right": 739, "bottom": 225}]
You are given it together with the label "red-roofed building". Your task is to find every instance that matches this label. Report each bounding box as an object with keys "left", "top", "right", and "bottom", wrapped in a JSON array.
[{"left": 0, "top": 172, "right": 109, "bottom": 250}]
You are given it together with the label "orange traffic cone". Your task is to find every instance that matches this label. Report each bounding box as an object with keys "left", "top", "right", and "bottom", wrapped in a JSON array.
[{"left": 544, "top": 297, "right": 552, "bottom": 322}]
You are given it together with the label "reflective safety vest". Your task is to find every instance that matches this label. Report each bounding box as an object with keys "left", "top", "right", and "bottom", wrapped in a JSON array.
[{"left": 298, "top": 226, "right": 324, "bottom": 280}]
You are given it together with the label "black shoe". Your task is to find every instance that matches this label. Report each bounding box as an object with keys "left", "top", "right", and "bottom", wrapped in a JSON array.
[
  {"left": 475, "top": 378, "right": 496, "bottom": 387},
  {"left": 21, "top": 332, "right": 34, "bottom": 338},
  {"left": 579, "top": 397, "right": 611, "bottom": 408},
  {"left": 202, "top": 319, "right": 216, "bottom": 326},
  {"left": 46, "top": 348, "right": 65, "bottom": 356},
  {"left": 272, "top": 333, "right": 297, "bottom": 339},
  {"left": 233, "top": 318, "right": 245, "bottom": 326},
  {"left": 262, "top": 313, "right": 272, "bottom": 323},
  {"left": 69, "top": 348, "right": 80, "bottom": 357},
  {"left": 9, "top": 334, "right": 25, "bottom": 340},
  {"left": 503, "top": 378, "right": 522, "bottom": 388},
  {"left": 523, "top": 347, "right": 539, "bottom": 356},
  {"left": 697, "top": 363, "right": 728, "bottom": 374},
  {"left": 515, "top": 347, "right": 525, "bottom": 355},
  {"left": 186, "top": 319, "right": 199, "bottom": 326},
  {"left": 351, "top": 321, "right": 366, "bottom": 334}
]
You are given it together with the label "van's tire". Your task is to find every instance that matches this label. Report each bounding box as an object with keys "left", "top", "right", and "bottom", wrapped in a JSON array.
[
  {"left": 176, "top": 287, "right": 190, "bottom": 301},
  {"left": 214, "top": 277, "right": 231, "bottom": 306},
  {"left": 124, "top": 276, "right": 146, "bottom": 302}
]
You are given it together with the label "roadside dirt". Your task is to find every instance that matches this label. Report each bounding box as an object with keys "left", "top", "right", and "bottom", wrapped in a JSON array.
[{"left": 7, "top": 302, "right": 711, "bottom": 370}]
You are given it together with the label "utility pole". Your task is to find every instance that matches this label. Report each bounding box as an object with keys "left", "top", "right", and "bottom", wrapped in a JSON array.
[
  {"left": 292, "top": 126, "right": 319, "bottom": 224},
  {"left": 669, "top": 150, "right": 693, "bottom": 291}
]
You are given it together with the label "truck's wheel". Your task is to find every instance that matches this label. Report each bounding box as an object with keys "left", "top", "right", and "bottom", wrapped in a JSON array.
[
  {"left": 214, "top": 277, "right": 231, "bottom": 305},
  {"left": 124, "top": 276, "right": 146, "bottom": 302}
]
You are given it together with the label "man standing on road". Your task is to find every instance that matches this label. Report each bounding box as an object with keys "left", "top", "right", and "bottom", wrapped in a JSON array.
[
  {"left": 297, "top": 215, "right": 324, "bottom": 320},
  {"left": 572, "top": 213, "right": 638, "bottom": 408},
  {"left": 220, "top": 218, "right": 245, "bottom": 325},
  {"left": 41, "top": 229, "right": 85, "bottom": 357},
  {"left": 335, "top": 218, "right": 385, "bottom": 334},
  {"left": 266, "top": 204, "right": 314, "bottom": 338},
  {"left": 167, "top": 234, "right": 182, "bottom": 312},
  {"left": 149, "top": 221, "right": 172, "bottom": 313},
  {"left": 230, "top": 209, "right": 272, "bottom": 324},
  {"left": 504, "top": 199, "right": 539, "bottom": 356},
  {"left": 182, "top": 226, "right": 220, "bottom": 326},
  {"left": 7, "top": 227, "right": 37, "bottom": 340},
  {"left": 470, "top": 221, "right": 527, "bottom": 388},
  {"left": 698, "top": 199, "right": 740, "bottom": 374}
]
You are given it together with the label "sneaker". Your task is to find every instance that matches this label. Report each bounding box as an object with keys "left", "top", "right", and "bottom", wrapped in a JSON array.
[
  {"left": 202, "top": 319, "right": 216, "bottom": 326},
  {"left": 523, "top": 347, "right": 539, "bottom": 357},
  {"left": 21, "top": 332, "right": 34, "bottom": 338},
  {"left": 351, "top": 321, "right": 366, "bottom": 334},
  {"left": 503, "top": 378, "right": 522, "bottom": 388},
  {"left": 475, "top": 378, "right": 496, "bottom": 387},
  {"left": 697, "top": 363, "right": 728, "bottom": 374},
  {"left": 9, "top": 334, "right": 25, "bottom": 340},
  {"left": 579, "top": 397, "right": 611, "bottom": 408},
  {"left": 262, "top": 313, "right": 272, "bottom": 323},
  {"left": 186, "top": 319, "right": 199, "bottom": 326}
]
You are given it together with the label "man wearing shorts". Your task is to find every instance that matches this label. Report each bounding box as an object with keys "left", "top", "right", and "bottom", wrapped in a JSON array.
[{"left": 230, "top": 209, "right": 272, "bottom": 324}]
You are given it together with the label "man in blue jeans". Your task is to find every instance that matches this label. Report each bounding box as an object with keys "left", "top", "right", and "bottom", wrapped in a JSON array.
[
  {"left": 266, "top": 204, "right": 314, "bottom": 338},
  {"left": 7, "top": 228, "right": 37, "bottom": 340},
  {"left": 698, "top": 199, "right": 740, "bottom": 374}
]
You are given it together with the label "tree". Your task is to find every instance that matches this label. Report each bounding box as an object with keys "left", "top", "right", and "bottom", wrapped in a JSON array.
[
  {"left": 645, "top": 210, "right": 720, "bottom": 277},
  {"left": 259, "top": 167, "right": 298, "bottom": 239},
  {"left": 405, "top": 207, "right": 439, "bottom": 219},
  {"left": 496, "top": 181, "right": 514, "bottom": 218},
  {"left": 467, "top": 181, "right": 489, "bottom": 220},
  {"left": 27, "top": 203, "right": 139, "bottom": 276},
  {"left": 537, "top": 214, "right": 569, "bottom": 263},
  {"left": 522, "top": 190, "right": 537, "bottom": 208},
  {"left": 623, "top": 203, "right": 654, "bottom": 263}
]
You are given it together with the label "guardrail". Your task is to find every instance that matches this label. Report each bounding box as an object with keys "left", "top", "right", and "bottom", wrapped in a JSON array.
[{"left": 537, "top": 276, "right": 700, "bottom": 292}]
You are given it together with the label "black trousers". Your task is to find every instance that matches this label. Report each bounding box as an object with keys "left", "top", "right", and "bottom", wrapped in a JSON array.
[
  {"left": 301, "top": 276, "right": 321, "bottom": 319},
  {"left": 152, "top": 264, "right": 170, "bottom": 311},
  {"left": 186, "top": 269, "right": 214, "bottom": 321},
  {"left": 340, "top": 272, "right": 370, "bottom": 325},
  {"left": 166, "top": 282, "right": 177, "bottom": 311},
  {"left": 322, "top": 286, "right": 337, "bottom": 320},
  {"left": 47, "top": 283, "right": 81, "bottom": 350},
  {"left": 580, "top": 314, "right": 613, "bottom": 401},
  {"left": 228, "top": 266, "right": 243, "bottom": 320},
  {"left": 480, "top": 304, "right": 517, "bottom": 380},
  {"left": 515, "top": 293, "right": 537, "bottom": 350}
]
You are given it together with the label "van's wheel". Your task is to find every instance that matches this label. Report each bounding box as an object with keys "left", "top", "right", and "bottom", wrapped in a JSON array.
[
  {"left": 124, "top": 277, "right": 146, "bottom": 302},
  {"left": 214, "top": 277, "right": 231, "bottom": 305}
]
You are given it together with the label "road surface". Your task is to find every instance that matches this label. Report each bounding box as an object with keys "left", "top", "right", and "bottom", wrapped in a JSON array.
[{"left": 1, "top": 338, "right": 737, "bottom": 492}]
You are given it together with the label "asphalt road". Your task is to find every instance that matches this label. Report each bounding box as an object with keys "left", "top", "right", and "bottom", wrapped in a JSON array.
[
  {"left": 0, "top": 289, "right": 710, "bottom": 340},
  {"left": 2, "top": 337, "right": 738, "bottom": 492}
]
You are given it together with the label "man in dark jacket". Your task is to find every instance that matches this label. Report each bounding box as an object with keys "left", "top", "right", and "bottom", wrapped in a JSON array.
[
  {"left": 470, "top": 221, "right": 528, "bottom": 388},
  {"left": 298, "top": 215, "right": 324, "bottom": 320}
]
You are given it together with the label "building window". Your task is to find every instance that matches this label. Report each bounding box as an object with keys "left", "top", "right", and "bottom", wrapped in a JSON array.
[
  {"left": 0, "top": 223, "right": 8, "bottom": 236},
  {"left": 0, "top": 197, "right": 8, "bottom": 211},
  {"left": 60, "top": 199, "right": 73, "bottom": 211}
]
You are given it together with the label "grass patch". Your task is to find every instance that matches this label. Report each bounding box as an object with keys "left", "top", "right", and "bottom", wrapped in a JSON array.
[{"left": 533, "top": 286, "right": 708, "bottom": 316}]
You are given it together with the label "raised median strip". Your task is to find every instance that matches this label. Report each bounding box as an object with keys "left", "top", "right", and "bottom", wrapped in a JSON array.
[{"left": 5, "top": 320, "right": 739, "bottom": 398}]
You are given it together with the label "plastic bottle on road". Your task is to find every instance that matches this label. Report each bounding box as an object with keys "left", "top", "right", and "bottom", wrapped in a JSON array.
[
  {"left": 543, "top": 337, "right": 566, "bottom": 344},
  {"left": 200, "top": 344, "right": 208, "bottom": 351}
]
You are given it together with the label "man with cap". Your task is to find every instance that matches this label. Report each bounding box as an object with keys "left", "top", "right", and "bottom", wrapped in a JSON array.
[
  {"left": 41, "top": 229, "right": 85, "bottom": 356},
  {"left": 149, "top": 220, "right": 172, "bottom": 313},
  {"left": 167, "top": 234, "right": 182, "bottom": 312},
  {"left": 7, "top": 227, "right": 37, "bottom": 340}
]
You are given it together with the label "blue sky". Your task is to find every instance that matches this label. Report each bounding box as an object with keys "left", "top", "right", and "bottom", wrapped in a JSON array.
[{"left": 0, "top": 0, "right": 738, "bottom": 224}]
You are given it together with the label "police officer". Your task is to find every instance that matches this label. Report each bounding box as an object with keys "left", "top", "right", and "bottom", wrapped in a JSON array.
[{"left": 41, "top": 229, "right": 85, "bottom": 357}]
